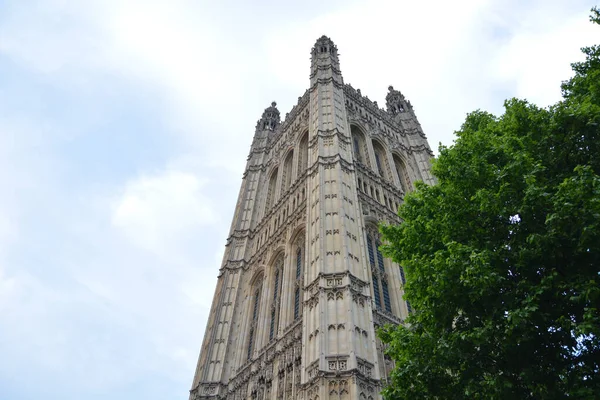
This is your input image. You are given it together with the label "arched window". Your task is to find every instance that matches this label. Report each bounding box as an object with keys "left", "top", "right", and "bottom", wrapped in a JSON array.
[
  {"left": 269, "top": 256, "right": 284, "bottom": 340},
  {"left": 372, "top": 140, "right": 392, "bottom": 181},
  {"left": 265, "top": 168, "right": 278, "bottom": 211},
  {"left": 353, "top": 136, "right": 362, "bottom": 162},
  {"left": 247, "top": 276, "right": 263, "bottom": 360},
  {"left": 294, "top": 246, "right": 303, "bottom": 320},
  {"left": 393, "top": 154, "right": 411, "bottom": 193},
  {"left": 376, "top": 240, "right": 385, "bottom": 273},
  {"left": 351, "top": 125, "right": 370, "bottom": 167},
  {"left": 372, "top": 274, "right": 381, "bottom": 309},
  {"left": 366, "top": 231, "right": 392, "bottom": 313},
  {"left": 297, "top": 132, "right": 308, "bottom": 174},
  {"left": 282, "top": 150, "right": 294, "bottom": 193}
]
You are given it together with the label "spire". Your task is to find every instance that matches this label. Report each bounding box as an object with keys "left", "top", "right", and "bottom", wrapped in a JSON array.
[
  {"left": 310, "top": 35, "right": 343, "bottom": 85},
  {"left": 386, "top": 85, "right": 412, "bottom": 115},
  {"left": 256, "top": 101, "right": 280, "bottom": 131}
]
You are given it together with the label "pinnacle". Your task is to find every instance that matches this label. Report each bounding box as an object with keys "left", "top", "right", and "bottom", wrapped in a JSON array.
[{"left": 314, "top": 35, "right": 336, "bottom": 47}]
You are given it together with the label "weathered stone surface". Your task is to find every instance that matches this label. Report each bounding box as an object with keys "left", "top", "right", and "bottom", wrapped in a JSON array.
[{"left": 189, "top": 36, "right": 433, "bottom": 400}]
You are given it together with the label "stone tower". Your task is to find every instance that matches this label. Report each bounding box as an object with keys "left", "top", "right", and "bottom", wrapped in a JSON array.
[{"left": 189, "top": 36, "right": 434, "bottom": 400}]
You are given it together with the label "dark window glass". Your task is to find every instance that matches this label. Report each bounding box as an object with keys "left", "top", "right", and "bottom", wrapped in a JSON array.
[
  {"left": 372, "top": 274, "right": 381, "bottom": 310},
  {"left": 367, "top": 235, "right": 375, "bottom": 265},
  {"left": 294, "top": 288, "right": 300, "bottom": 320},
  {"left": 382, "top": 279, "right": 391, "bottom": 312}
]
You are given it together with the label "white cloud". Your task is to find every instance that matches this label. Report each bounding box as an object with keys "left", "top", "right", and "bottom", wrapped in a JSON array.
[
  {"left": 112, "top": 169, "right": 218, "bottom": 253},
  {"left": 492, "top": 11, "right": 598, "bottom": 106},
  {"left": 0, "top": 1, "right": 597, "bottom": 399}
]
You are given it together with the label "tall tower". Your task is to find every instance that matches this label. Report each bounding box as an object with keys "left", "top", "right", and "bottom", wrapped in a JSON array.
[{"left": 190, "top": 36, "right": 434, "bottom": 400}]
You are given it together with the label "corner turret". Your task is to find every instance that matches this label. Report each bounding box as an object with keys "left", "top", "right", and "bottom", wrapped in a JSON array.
[
  {"left": 385, "top": 86, "right": 412, "bottom": 115},
  {"left": 310, "top": 36, "right": 343, "bottom": 86},
  {"left": 256, "top": 101, "right": 280, "bottom": 132}
]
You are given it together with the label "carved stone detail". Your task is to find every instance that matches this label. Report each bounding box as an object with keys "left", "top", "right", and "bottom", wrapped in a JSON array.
[{"left": 189, "top": 36, "right": 434, "bottom": 400}]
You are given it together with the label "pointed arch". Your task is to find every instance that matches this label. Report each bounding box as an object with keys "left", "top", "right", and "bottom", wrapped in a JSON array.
[
  {"left": 297, "top": 131, "right": 309, "bottom": 174},
  {"left": 247, "top": 271, "right": 264, "bottom": 360},
  {"left": 290, "top": 229, "right": 306, "bottom": 321},
  {"left": 392, "top": 152, "right": 411, "bottom": 192},
  {"left": 371, "top": 139, "right": 392, "bottom": 181},
  {"left": 365, "top": 224, "right": 392, "bottom": 313},
  {"left": 350, "top": 124, "right": 370, "bottom": 167},
  {"left": 265, "top": 167, "right": 278, "bottom": 212},
  {"left": 269, "top": 254, "right": 285, "bottom": 341},
  {"left": 282, "top": 149, "right": 294, "bottom": 193}
]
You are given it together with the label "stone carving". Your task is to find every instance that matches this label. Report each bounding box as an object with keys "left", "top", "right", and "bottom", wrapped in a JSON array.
[{"left": 189, "top": 36, "right": 434, "bottom": 400}]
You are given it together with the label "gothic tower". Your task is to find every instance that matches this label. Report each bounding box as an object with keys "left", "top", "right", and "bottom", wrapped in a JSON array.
[{"left": 190, "top": 36, "right": 434, "bottom": 400}]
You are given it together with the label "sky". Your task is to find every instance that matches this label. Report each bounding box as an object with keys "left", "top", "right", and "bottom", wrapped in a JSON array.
[{"left": 0, "top": 0, "right": 597, "bottom": 399}]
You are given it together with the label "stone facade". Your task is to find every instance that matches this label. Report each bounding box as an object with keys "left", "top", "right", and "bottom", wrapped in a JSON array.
[{"left": 189, "top": 36, "right": 434, "bottom": 400}]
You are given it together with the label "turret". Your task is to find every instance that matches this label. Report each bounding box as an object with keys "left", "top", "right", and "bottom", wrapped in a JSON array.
[
  {"left": 385, "top": 85, "right": 412, "bottom": 116},
  {"left": 247, "top": 101, "right": 280, "bottom": 167},
  {"left": 310, "top": 36, "right": 343, "bottom": 86},
  {"left": 256, "top": 101, "right": 280, "bottom": 132}
]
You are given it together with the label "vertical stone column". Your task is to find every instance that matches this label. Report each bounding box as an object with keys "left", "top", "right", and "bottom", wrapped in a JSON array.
[{"left": 302, "top": 36, "right": 382, "bottom": 399}]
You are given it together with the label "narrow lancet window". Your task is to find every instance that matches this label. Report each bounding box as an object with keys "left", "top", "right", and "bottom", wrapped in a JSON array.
[
  {"left": 372, "top": 274, "right": 381, "bottom": 309},
  {"left": 265, "top": 168, "right": 278, "bottom": 211},
  {"left": 294, "top": 246, "right": 304, "bottom": 320},
  {"left": 269, "top": 257, "right": 284, "bottom": 340},
  {"left": 247, "top": 285, "right": 262, "bottom": 360},
  {"left": 298, "top": 132, "right": 308, "bottom": 174},
  {"left": 367, "top": 235, "right": 375, "bottom": 266},
  {"left": 376, "top": 241, "right": 385, "bottom": 273}
]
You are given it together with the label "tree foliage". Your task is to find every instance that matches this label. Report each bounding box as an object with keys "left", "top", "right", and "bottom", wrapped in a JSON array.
[{"left": 379, "top": 9, "right": 600, "bottom": 399}]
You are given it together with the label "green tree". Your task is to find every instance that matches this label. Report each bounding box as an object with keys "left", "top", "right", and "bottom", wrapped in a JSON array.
[{"left": 379, "top": 9, "right": 600, "bottom": 399}]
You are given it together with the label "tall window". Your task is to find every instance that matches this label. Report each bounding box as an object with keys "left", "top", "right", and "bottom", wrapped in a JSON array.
[
  {"left": 372, "top": 140, "right": 391, "bottom": 181},
  {"left": 353, "top": 136, "right": 362, "bottom": 163},
  {"left": 351, "top": 125, "right": 370, "bottom": 167},
  {"left": 375, "top": 152, "right": 384, "bottom": 176},
  {"left": 372, "top": 274, "right": 381, "bottom": 309},
  {"left": 297, "top": 132, "right": 308, "bottom": 174},
  {"left": 399, "top": 266, "right": 406, "bottom": 285},
  {"left": 294, "top": 246, "right": 304, "bottom": 320},
  {"left": 399, "top": 265, "right": 412, "bottom": 314},
  {"left": 282, "top": 150, "right": 294, "bottom": 193},
  {"left": 393, "top": 154, "right": 411, "bottom": 193},
  {"left": 366, "top": 232, "right": 392, "bottom": 313},
  {"left": 247, "top": 279, "right": 263, "bottom": 360},
  {"left": 269, "top": 257, "right": 284, "bottom": 341},
  {"left": 265, "top": 168, "right": 278, "bottom": 211}
]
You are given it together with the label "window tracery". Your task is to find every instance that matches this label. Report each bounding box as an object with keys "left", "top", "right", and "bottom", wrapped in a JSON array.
[
  {"left": 350, "top": 125, "right": 370, "bottom": 167},
  {"left": 294, "top": 242, "right": 304, "bottom": 320},
  {"left": 269, "top": 256, "right": 284, "bottom": 341},
  {"left": 247, "top": 276, "right": 263, "bottom": 360},
  {"left": 393, "top": 153, "right": 411, "bottom": 193},
  {"left": 366, "top": 228, "right": 392, "bottom": 313},
  {"left": 298, "top": 132, "right": 308, "bottom": 174},
  {"left": 265, "top": 168, "right": 278, "bottom": 211},
  {"left": 372, "top": 140, "right": 392, "bottom": 181},
  {"left": 282, "top": 150, "right": 294, "bottom": 193}
]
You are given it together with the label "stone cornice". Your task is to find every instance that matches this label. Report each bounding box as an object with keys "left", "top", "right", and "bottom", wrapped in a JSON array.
[
  {"left": 309, "top": 63, "right": 343, "bottom": 78},
  {"left": 309, "top": 76, "right": 345, "bottom": 91},
  {"left": 373, "top": 309, "right": 402, "bottom": 326}
]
